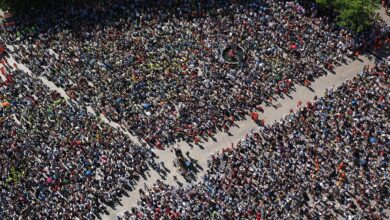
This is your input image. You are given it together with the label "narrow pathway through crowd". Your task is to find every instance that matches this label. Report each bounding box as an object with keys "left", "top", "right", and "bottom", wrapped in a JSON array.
[
  {"left": 102, "top": 54, "right": 379, "bottom": 219},
  {"left": 104, "top": 9, "right": 390, "bottom": 218},
  {"left": 378, "top": 7, "right": 390, "bottom": 24},
  {"left": 2, "top": 42, "right": 148, "bottom": 217},
  {"left": 2, "top": 44, "right": 142, "bottom": 145}
]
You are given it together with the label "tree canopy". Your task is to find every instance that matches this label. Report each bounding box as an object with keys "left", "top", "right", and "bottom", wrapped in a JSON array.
[{"left": 316, "top": 0, "right": 380, "bottom": 32}]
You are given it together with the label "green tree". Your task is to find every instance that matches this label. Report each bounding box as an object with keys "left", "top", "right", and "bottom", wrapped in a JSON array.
[
  {"left": 316, "top": 0, "right": 334, "bottom": 8},
  {"left": 316, "top": 0, "right": 380, "bottom": 32}
]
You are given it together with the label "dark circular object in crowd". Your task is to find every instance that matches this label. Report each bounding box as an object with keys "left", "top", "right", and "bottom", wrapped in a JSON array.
[{"left": 221, "top": 45, "right": 246, "bottom": 64}]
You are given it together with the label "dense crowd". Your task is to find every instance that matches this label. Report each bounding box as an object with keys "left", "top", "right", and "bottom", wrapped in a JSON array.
[
  {"left": 128, "top": 62, "right": 389, "bottom": 219},
  {"left": 0, "top": 55, "right": 155, "bottom": 218},
  {"left": 3, "top": 0, "right": 388, "bottom": 147},
  {"left": 0, "top": 0, "right": 389, "bottom": 219}
]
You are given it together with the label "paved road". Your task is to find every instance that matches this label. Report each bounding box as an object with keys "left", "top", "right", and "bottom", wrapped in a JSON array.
[
  {"left": 100, "top": 8, "right": 390, "bottom": 219},
  {"left": 102, "top": 8, "right": 390, "bottom": 216},
  {"left": 378, "top": 7, "right": 390, "bottom": 24},
  {"left": 101, "top": 55, "right": 379, "bottom": 219}
]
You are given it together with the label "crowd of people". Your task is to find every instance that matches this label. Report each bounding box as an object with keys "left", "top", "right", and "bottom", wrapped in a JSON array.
[
  {"left": 3, "top": 0, "right": 388, "bottom": 147},
  {"left": 0, "top": 0, "right": 389, "bottom": 219},
  {"left": 128, "top": 61, "right": 389, "bottom": 219},
  {"left": 0, "top": 53, "right": 156, "bottom": 218}
]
